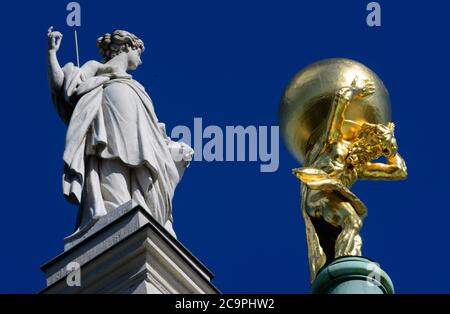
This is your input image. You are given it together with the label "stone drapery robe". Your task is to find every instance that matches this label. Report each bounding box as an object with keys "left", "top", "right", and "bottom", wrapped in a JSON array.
[{"left": 51, "top": 63, "right": 188, "bottom": 237}]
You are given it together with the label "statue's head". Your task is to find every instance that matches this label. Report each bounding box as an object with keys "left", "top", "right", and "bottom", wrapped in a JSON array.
[
  {"left": 347, "top": 122, "right": 397, "bottom": 166},
  {"left": 97, "top": 30, "right": 145, "bottom": 70}
]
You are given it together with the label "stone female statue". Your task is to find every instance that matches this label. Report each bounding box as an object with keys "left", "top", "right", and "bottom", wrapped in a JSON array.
[{"left": 47, "top": 27, "right": 193, "bottom": 237}]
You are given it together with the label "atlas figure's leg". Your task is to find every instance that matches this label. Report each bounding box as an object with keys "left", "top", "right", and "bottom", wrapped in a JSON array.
[
  {"left": 305, "top": 190, "right": 341, "bottom": 261},
  {"left": 328, "top": 201, "right": 362, "bottom": 257},
  {"left": 306, "top": 189, "right": 362, "bottom": 258}
]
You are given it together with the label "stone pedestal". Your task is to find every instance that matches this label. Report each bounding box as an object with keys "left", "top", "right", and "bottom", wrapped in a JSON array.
[
  {"left": 310, "top": 256, "right": 394, "bottom": 294},
  {"left": 40, "top": 202, "right": 219, "bottom": 294}
]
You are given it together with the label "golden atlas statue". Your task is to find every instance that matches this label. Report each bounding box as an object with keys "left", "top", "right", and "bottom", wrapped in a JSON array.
[{"left": 279, "top": 59, "right": 407, "bottom": 282}]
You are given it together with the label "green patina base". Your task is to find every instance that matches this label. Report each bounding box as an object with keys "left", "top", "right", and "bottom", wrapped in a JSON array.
[{"left": 310, "top": 256, "right": 394, "bottom": 294}]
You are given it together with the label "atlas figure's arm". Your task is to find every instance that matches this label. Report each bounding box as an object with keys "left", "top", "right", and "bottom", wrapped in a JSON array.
[
  {"left": 360, "top": 153, "right": 408, "bottom": 180},
  {"left": 47, "top": 27, "right": 64, "bottom": 92},
  {"left": 324, "top": 77, "right": 376, "bottom": 146},
  {"left": 325, "top": 87, "right": 354, "bottom": 145}
]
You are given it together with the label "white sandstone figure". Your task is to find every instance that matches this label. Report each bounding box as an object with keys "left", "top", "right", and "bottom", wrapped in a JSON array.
[{"left": 46, "top": 27, "right": 193, "bottom": 237}]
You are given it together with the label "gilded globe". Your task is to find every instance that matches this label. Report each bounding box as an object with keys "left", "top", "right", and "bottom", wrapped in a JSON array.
[{"left": 279, "top": 58, "right": 391, "bottom": 163}]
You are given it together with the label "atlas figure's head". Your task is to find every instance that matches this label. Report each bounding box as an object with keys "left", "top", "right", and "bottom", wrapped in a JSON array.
[
  {"left": 346, "top": 122, "right": 397, "bottom": 167},
  {"left": 97, "top": 30, "right": 145, "bottom": 70}
]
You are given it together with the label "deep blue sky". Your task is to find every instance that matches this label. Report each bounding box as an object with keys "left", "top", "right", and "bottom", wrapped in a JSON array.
[{"left": 0, "top": 0, "right": 448, "bottom": 293}]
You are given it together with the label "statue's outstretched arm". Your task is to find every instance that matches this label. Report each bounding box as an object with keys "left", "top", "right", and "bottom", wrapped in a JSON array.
[
  {"left": 325, "top": 77, "right": 376, "bottom": 145},
  {"left": 325, "top": 86, "right": 354, "bottom": 145},
  {"left": 47, "top": 27, "right": 64, "bottom": 91},
  {"left": 360, "top": 153, "right": 408, "bottom": 180}
]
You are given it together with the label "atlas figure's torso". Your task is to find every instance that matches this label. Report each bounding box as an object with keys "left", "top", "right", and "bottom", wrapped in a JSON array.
[{"left": 308, "top": 139, "right": 359, "bottom": 188}]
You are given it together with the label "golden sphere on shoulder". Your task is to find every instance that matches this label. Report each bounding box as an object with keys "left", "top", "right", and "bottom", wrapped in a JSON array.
[{"left": 279, "top": 58, "right": 391, "bottom": 163}]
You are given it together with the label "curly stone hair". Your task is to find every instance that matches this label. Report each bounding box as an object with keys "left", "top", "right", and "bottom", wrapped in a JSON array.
[{"left": 96, "top": 30, "right": 145, "bottom": 62}]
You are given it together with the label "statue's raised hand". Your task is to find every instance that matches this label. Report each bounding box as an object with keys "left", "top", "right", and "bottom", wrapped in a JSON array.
[
  {"left": 47, "top": 26, "right": 63, "bottom": 52},
  {"left": 351, "top": 76, "right": 375, "bottom": 98}
]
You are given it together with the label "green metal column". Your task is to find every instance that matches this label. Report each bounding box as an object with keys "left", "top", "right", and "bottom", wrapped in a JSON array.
[{"left": 310, "top": 256, "right": 394, "bottom": 294}]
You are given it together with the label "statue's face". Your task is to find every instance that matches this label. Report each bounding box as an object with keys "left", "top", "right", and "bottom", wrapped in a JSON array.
[
  {"left": 381, "top": 135, "right": 397, "bottom": 157},
  {"left": 127, "top": 48, "right": 142, "bottom": 70},
  {"left": 373, "top": 124, "right": 397, "bottom": 157}
]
